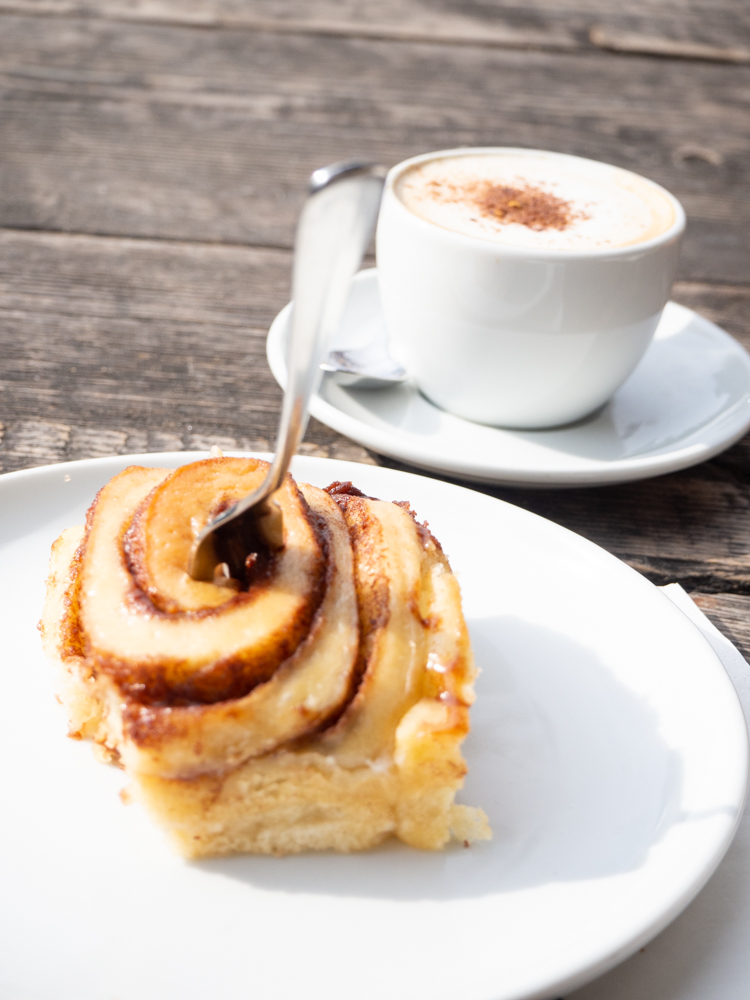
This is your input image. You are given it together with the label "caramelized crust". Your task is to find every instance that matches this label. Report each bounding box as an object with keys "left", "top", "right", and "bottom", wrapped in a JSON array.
[{"left": 41, "top": 459, "right": 491, "bottom": 856}]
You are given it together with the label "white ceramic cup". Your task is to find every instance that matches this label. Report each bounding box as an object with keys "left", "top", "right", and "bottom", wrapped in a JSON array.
[{"left": 376, "top": 148, "right": 685, "bottom": 429}]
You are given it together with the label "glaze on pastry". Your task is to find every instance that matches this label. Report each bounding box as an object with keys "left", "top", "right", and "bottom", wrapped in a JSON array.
[{"left": 41, "top": 457, "right": 490, "bottom": 856}]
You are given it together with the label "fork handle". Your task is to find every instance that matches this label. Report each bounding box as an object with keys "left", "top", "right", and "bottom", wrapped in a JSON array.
[{"left": 264, "top": 161, "right": 387, "bottom": 496}]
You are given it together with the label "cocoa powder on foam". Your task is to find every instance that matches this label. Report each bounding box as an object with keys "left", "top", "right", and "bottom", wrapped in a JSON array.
[{"left": 426, "top": 177, "right": 588, "bottom": 232}]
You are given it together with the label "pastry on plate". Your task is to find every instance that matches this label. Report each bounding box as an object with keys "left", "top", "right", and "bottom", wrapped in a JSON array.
[{"left": 41, "top": 456, "right": 490, "bottom": 857}]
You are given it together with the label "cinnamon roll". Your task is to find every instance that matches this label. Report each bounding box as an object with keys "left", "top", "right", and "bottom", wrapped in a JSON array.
[{"left": 41, "top": 457, "right": 490, "bottom": 857}]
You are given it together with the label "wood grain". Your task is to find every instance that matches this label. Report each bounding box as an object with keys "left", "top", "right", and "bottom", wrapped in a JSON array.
[
  {"left": 691, "top": 592, "right": 750, "bottom": 663},
  {"left": 1, "top": 0, "right": 748, "bottom": 56},
  {"left": 0, "top": 14, "right": 748, "bottom": 281},
  {"left": 672, "top": 282, "right": 750, "bottom": 351},
  {"left": 0, "top": 228, "right": 374, "bottom": 472}
]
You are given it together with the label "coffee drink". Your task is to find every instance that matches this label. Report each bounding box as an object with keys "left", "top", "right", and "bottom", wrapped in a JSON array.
[
  {"left": 396, "top": 151, "right": 676, "bottom": 252},
  {"left": 376, "top": 148, "right": 685, "bottom": 428}
]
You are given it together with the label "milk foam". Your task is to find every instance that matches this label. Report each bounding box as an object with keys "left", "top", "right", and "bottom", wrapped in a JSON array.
[{"left": 396, "top": 152, "right": 676, "bottom": 251}]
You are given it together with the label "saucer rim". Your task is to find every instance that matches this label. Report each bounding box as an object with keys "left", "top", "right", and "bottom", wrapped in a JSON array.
[{"left": 266, "top": 269, "right": 750, "bottom": 487}]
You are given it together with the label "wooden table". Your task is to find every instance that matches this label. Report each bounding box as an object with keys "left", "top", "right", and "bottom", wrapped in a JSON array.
[{"left": 1, "top": 0, "right": 749, "bottom": 654}]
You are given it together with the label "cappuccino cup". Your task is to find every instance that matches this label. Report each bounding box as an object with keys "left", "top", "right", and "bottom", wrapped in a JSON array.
[{"left": 376, "top": 148, "right": 685, "bottom": 428}]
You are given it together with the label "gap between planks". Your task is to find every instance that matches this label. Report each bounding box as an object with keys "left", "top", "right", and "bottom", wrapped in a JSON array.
[{"left": 0, "top": 226, "right": 293, "bottom": 256}]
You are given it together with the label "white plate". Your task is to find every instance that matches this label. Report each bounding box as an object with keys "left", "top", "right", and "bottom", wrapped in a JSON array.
[
  {"left": 0, "top": 454, "right": 747, "bottom": 1000},
  {"left": 267, "top": 269, "right": 750, "bottom": 486}
]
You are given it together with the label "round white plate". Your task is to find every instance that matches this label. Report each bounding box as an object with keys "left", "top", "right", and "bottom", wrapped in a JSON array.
[
  {"left": 0, "top": 454, "right": 746, "bottom": 1000},
  {"left": 267, "top": 269, "right": 750, "bottom": 486}
]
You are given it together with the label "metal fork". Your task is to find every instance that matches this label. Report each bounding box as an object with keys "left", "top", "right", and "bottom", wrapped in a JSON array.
[{"left": 188, "top": 160, "right": 386, "bottom": 582}]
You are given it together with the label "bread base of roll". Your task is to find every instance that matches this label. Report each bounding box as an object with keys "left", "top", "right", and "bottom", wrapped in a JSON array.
[
  {"left": 133, "top": 721, "right": 490, "bottom": 858},
  {"left": 137, "top": 754, "right": 399, "bottom": 856}
]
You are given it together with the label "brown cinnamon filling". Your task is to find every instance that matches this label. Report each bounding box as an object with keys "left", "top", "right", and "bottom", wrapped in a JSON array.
[
  {"left": 325, "top": 480, "right": 369, "bottom": 499},
  {"left": 124, "top": 494, "right": 276, "bottom": 607}
]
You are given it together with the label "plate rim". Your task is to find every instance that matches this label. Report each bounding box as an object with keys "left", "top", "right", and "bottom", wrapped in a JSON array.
[
  {"left": 266, "top": 269, "right": 750, "bottom": 487},
  {"left": 2, "top": 452, "right": 748, "bottom": 1000}
]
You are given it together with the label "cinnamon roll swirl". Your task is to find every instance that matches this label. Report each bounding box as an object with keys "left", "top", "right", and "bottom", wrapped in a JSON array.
[{"left": 41, "top": 457, "right": 490, "bottom": 857}]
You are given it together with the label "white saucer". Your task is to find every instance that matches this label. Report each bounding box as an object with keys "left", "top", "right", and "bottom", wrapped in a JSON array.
[
  {"left": 0, "top": 454, "right": 747, "bottom": 1000},
  {"left": 266, "top": 269, "right": 750, "bottom": 486}
]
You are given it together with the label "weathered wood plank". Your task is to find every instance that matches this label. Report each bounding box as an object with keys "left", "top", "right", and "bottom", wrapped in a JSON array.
[
  {"left": 1, "top": 0, "right": 748, "bottom": 56},
  {"left": 673, "top": 281, "right": 750, "bottom": 352},
  {"left": 691, "top": 592, "right": 750, "bottom": 664},
  {"left": 490, "top": 475, "right": 750, "bottom": 592},
  {"left": 0, "top": 1, "right": 579, "bottom": 51},
  {"left": 0, "top": 229, "right": 375, "bottom": 471},
  {"left": 0, "top": 417, "right": 375, "bottom": 470},
  {"left": 0, "top": 14, "right": 748, "bottom": 281},
  {"left": 1, "top": 228, "right": 750, "bottom": 593}
]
